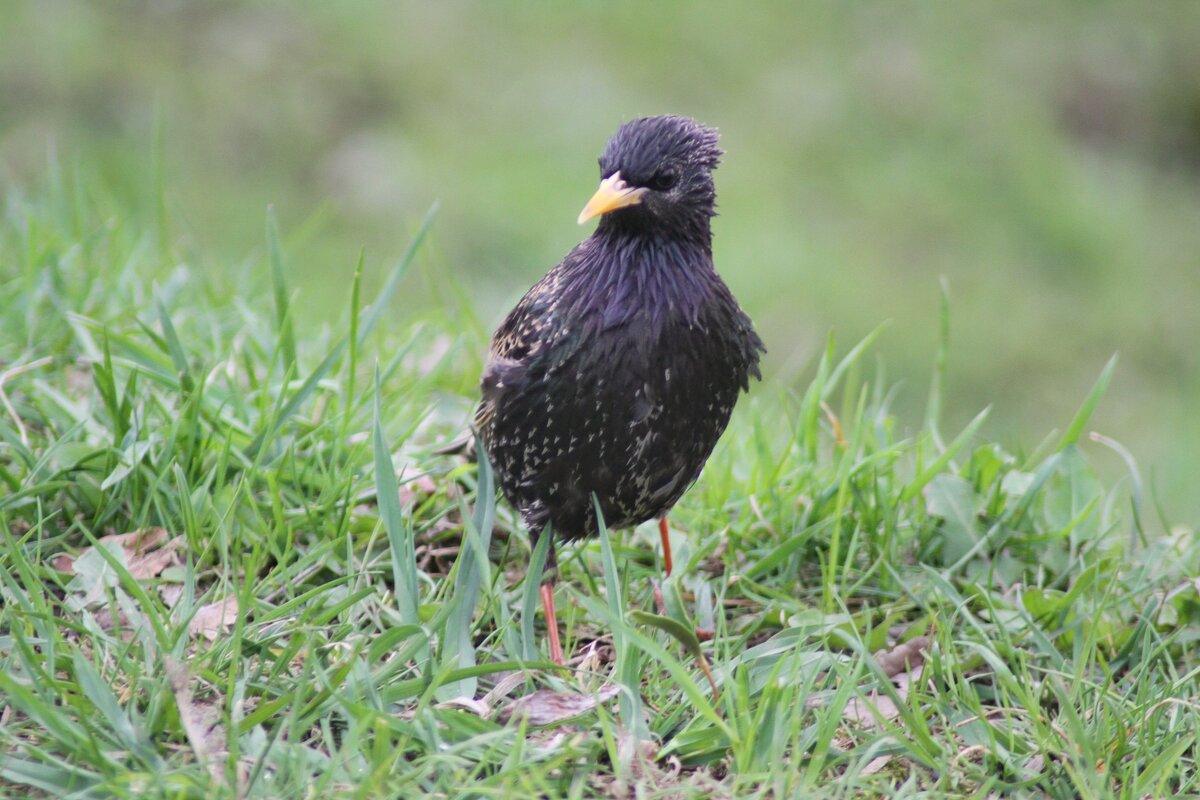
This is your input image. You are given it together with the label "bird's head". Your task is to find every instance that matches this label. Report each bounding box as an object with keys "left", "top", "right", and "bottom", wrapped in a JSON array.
[{"left": 578, "top": 115, "right": 723, "bottom": 239}]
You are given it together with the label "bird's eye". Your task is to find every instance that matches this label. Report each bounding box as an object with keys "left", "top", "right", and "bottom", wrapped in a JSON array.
[{"left": 646, "top": 169, "right": 678, "bottom": 192}]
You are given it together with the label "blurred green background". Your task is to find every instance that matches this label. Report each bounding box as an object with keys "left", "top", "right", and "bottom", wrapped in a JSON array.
[{"left": 3, "top": 1, "right": 1198, "bottom": 518}]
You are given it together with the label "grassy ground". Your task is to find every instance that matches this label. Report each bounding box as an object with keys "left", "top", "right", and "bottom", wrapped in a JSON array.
[{"left": 2, "top": 173, "right": 1199, "bottom": 798}]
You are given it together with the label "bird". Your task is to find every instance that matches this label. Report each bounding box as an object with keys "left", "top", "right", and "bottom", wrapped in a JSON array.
[{"left": 475, "top": 115, "right": 764, "bottom": 665}]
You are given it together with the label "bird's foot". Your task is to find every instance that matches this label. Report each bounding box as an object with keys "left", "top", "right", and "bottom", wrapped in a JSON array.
[
  {"left": 541, "top": 582, "right": 566, "bottom": 666},
  {"left": 658, "top": 517, "right": 673, "bottom": 577}
]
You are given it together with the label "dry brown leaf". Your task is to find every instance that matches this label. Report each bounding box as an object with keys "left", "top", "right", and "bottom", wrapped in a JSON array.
[
  {"left": 497, "top": 684, "right": 619, "bottom": 726},
  {"left": 593, "top": 736, "right": 729, "bottom": 800},
  {"left": 91, "top": 607, "right": 129, "bottom": 632},
  {"left": 54, "top": 528, "right": 184, "bottom": 579},
  {"left": 575, "top": 639, "right": 609, "bottom": 674},
  {"left": 158, "top": 582, "right": 185, "bottom": 608},
  {"left": 874, "top": 636, "right": 930, "bottom": 678},
  {"left": 189, "top": 597, "right": 239, "bottom": 640},
  {"left": 128, "top": 545, "right": 183, "bottom": 580},
  {"left": 861, "top": 754, "right": 893, "bottom": 775},
  {"left": 398, "top": 474, "right": 437, "bottom": 507},
  {"left": 842, "top": 640, "right": 929, "bottom": 728},
  {"left": 619, "top": 735, "right": 662, "bottom": 783},
  {"left": 481, "top": 671, "right": 527, "bottom": 707},
  {"left": 843, "top": 690, "right": 901, "bottom": 726},
  {"left": 436, "top": 696, "right": 491, "bottom": 717},
  {"left": 526, "top": 728, "right": 580, "bottom": 754},
  {"left": 82, "top": 591, "right": 154, "bottom": 642},
  {"left": 167, "top": 659, "right": 226, "bottom": 783}
]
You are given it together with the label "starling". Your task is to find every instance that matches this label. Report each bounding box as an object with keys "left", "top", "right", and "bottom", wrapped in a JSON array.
[{"left": 476, "top": 115, "right": 764, "bottom": 665}]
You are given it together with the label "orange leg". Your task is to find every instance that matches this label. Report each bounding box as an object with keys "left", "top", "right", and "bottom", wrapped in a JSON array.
[
  {"left": 659, "top": 517, "right": 673, "bottom": 577},
  {"left": 540, "top": 582, "right": 565, "bottom": 666}
]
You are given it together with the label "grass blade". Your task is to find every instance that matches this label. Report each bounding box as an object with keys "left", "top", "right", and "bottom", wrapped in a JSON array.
[
  {"left": 357, "top": 202, "right": 438, "bottom": 346},
  {"left": 594, "top": 496, "right": 651, "bottom": 748},
  {"left": 900, "top": 406, "right": 990, "bottom": 503},
  {"left": 266, "top": 206, "right": 298, "bottom": 370},
  {"left": 924, "top": 277, "right": 951, "bottom": 448},
  {"left": 154, "top": 293, "right": 192, "bottom": 393},
  {"left": 1058, "top": 353, "right": 1118, "bottom": 450},
  {"left": 521, "top": 512, "right": 552, "bottom": 662},
  {"left": 437, "top": 448, "right": 496, "bottom": 700},
  {"left": 630, "top": 610, "right": 720, "bottom": 701},
  {"left": 374, "top": 367, "right": 419, "bottom": 628},
  {"left": 244, "top": 335, "right": 347, "bottom": 460}
]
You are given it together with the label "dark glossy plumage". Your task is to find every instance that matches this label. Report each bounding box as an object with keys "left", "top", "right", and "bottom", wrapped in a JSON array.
[{"left": 477, "top": 115, "right": 763, "bottom": 549}]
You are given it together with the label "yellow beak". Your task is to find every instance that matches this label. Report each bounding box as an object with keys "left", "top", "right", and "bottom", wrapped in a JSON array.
[{"left": 577, "top": 171, "right": 647, "bottom": 224}]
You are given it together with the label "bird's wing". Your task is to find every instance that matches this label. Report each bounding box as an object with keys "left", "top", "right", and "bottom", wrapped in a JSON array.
[{"left": 474, "top": 271, "right": 560, "bottom": 434}]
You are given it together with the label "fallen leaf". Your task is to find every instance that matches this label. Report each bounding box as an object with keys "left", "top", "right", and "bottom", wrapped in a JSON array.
[
  {"left": 481, "top": 671, "right": 527, "bottom": 707},
  {"left": 843, "top": 690, "right": 902, "bottom": 727},
  {"left": 841, "top": 639, "right": 930, "bottom": 728},
  {"left": 526, "top": 728, "right": 577, "bottom": 753},
  {"left": 497, "top": 684, "right": 619, "bottom": 726},
  {"left": 398, "top": 474, "right": 438, "bottom": 507},
  {"left": 575, "top": 639, "right": 609, "bottom": 675},
  {"left": 64, "top": 548, "right": 116, "bottom": 609},
  {"left": 189, "top": 597, "right": 239, "bottom": 640},
  {"left": 54, "top": 528, "right": 183, "bottom": 580},
  {"left": 125, "top": 541, "right": 184, "bottom": 580},
  {"left": 437, "top": 696, "right": 491, "bottom": 717},
  {"left": 158, "top": 582, "right": 184, "bottom": 608},
  {"left": 861, "top": 755, "right": 893, "bottom": 775},
  {"left": 167, "top": 659, "right": 226, "bottom": 783},
  {"left": 875, "top": 636, "right": 930, "bottom": 678},
  {"left": 620, "top": 735, "right": 662, "bottom": 781},
  {"left": 594, "top": 735, "right": 717, "bottom": 799}
]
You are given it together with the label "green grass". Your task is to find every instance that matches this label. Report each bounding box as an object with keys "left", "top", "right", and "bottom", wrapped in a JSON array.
[{"left": 2, "top": 170, "right": 1199, "bottom": 799}]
